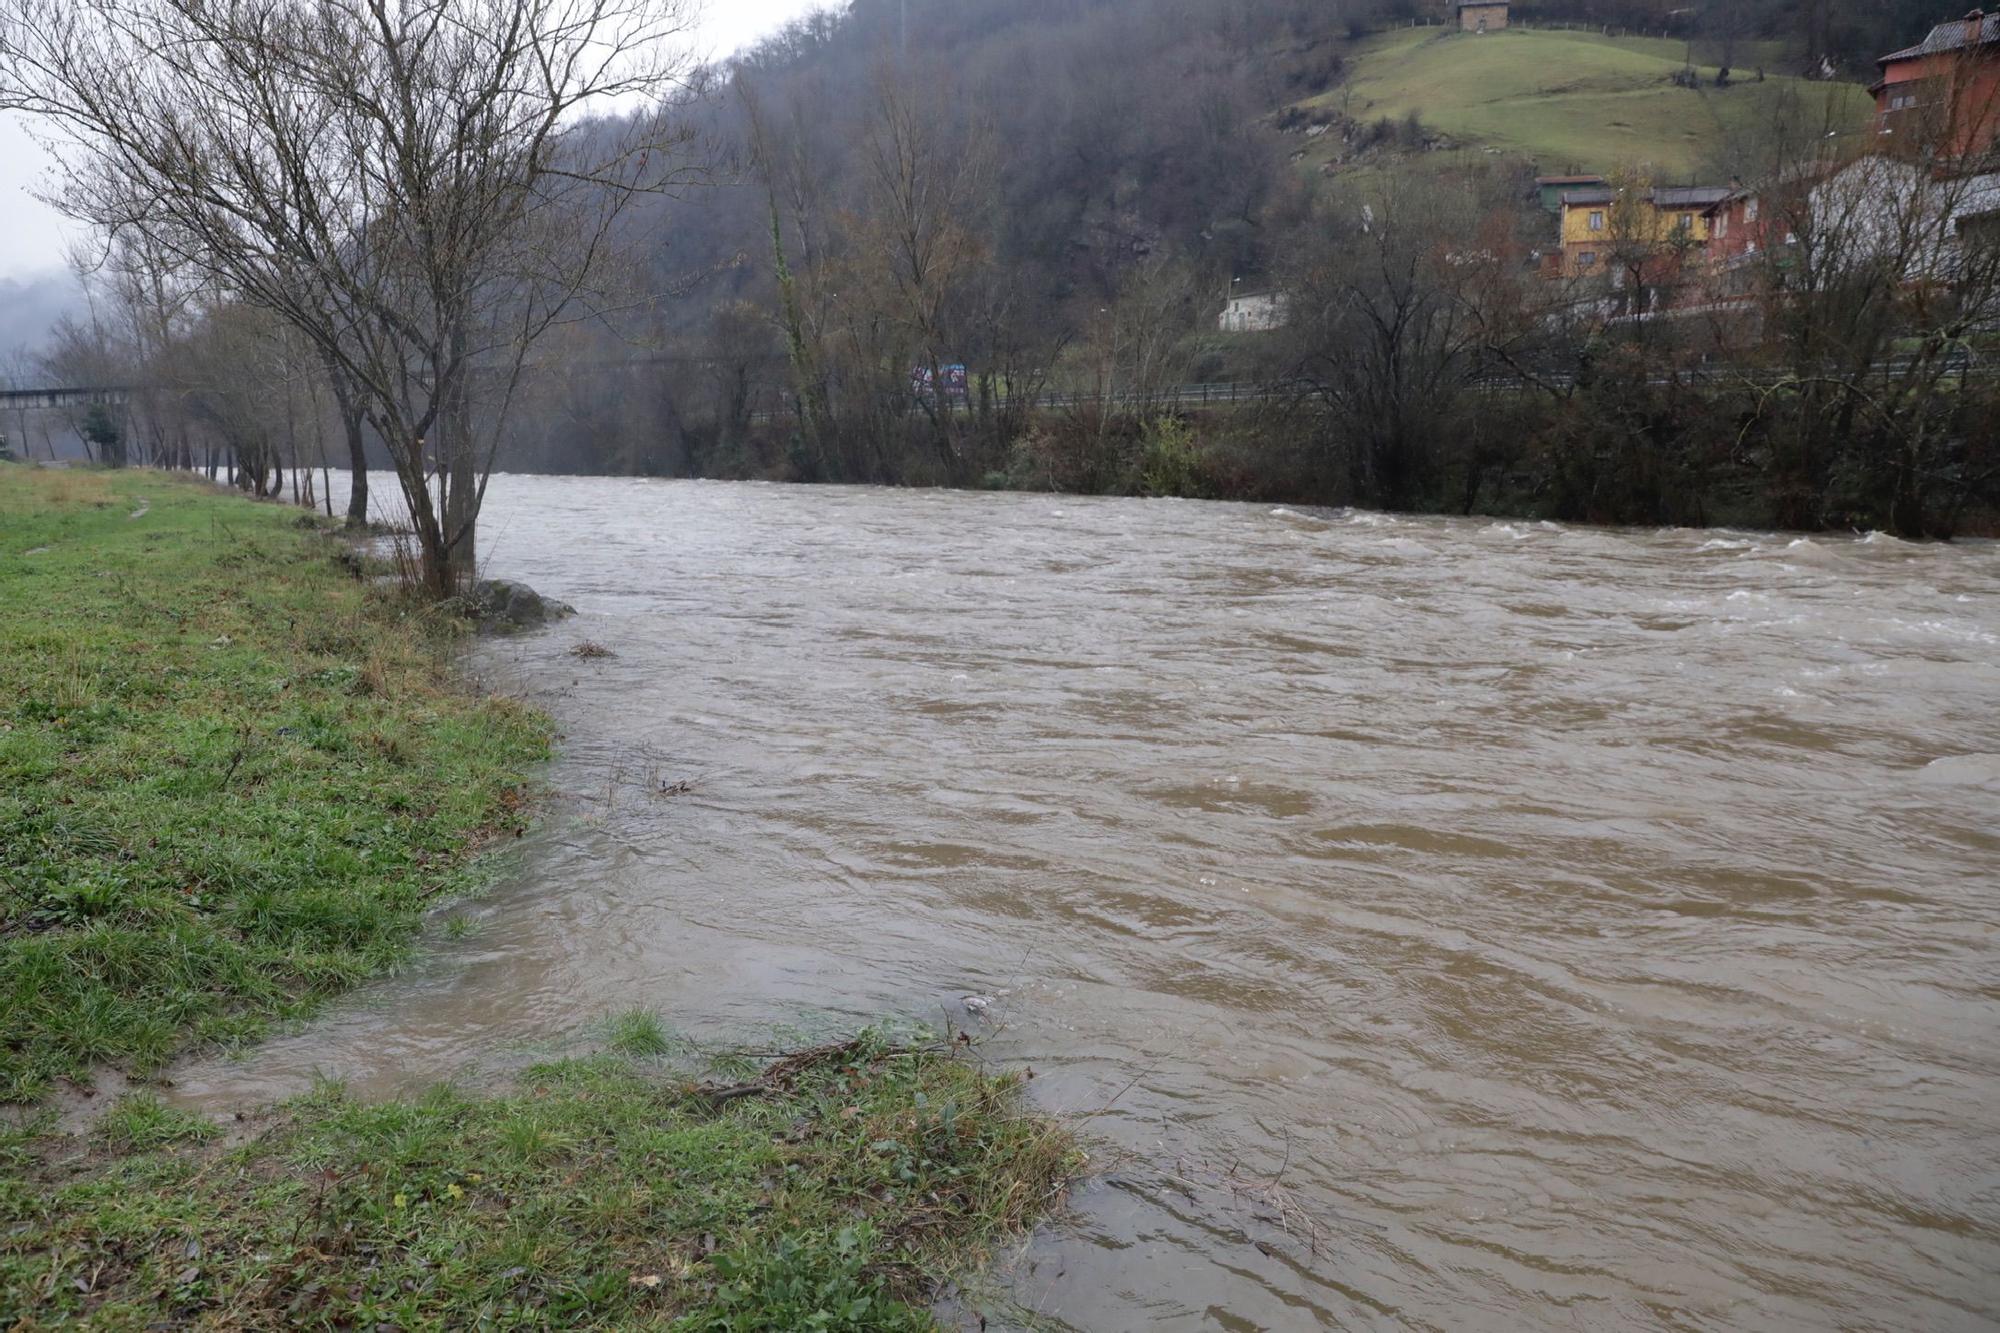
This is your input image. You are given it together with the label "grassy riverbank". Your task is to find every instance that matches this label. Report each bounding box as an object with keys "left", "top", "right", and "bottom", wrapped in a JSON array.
[
  {"left": 1, "top": 465, "right": 1079, "bottom": 1326},
  {"left": 0, "top": 465, "right": 551, "bottom": 1102},
  {"left": 1, "top": 1030, "right": 1076, "bottom": 1328}
]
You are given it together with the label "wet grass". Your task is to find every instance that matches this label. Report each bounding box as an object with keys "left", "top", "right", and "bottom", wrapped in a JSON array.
[
  {"left": 0, "top": 465, "right": 1082, "bottom": 1326},
  {"left": 0, "top": 1029, "right": 1080, "bottom": 1329},
  {"left": 0, "top": 465, "right": 553, "bottom": 1103}
]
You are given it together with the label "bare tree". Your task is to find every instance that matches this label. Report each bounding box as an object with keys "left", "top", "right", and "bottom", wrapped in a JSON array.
[
  {"left": 703, "top": 300, "right": 781, "bottom": 461},
  {"left": 1, "top": 347, "right": 62, "bottom": 461},
  {"left": 37, "top": 300, "right": 130, "bottom": 465},
  {"left": 1742, "top": 165, "right": 2000, "bottom": 532},
  {"left": 91, "top": 233, "right": 197, "bottom": 470},
  {"left": 180, "top": 300, "right": 289, "bottom": 495},
  {"left": 740, "top": 76, "right": 840, "bottom": 478},
  {"left": 1279, "top": 177, "right": 1503, "bottom": 507},
  {"left": 854, "top": 70, "right": 994, "bottom": 483},
  {"left": 1, "top": 0, "right": 702, "bottom": 591}
]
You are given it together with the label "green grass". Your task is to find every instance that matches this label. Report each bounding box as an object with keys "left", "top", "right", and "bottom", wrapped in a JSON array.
[
  {"left": 0, "top": 470, "right": 1081, "bottom": 1325},
  {"left": 606, "top": 1007, "right": 682, "bottom": 1058},
  {"left": 1308, "top": 27, "right": 1873, "bottom": 179},
  {"left": 0, "top": 1030, "right": 1080, "bottom": 1329},
  {"left": 0, "top": 465, "right": 553, "bottom": 1103}
]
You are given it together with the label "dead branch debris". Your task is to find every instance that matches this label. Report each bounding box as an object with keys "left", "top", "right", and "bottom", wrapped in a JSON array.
[{"left": 692, "top": 1036, "right": 878, "bottom": 1109}]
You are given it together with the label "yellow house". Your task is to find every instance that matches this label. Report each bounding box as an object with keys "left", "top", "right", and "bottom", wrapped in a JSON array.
[{"left": 1557, "top": 184, "right": 1732, "bottom": 275}]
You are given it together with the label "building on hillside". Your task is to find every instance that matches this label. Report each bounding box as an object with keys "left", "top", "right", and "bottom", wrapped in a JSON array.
[
  {"left": 1701, "top": 188, "right": 1778, "bottom": 262},
  {"left": 1534, "top": 174, "right": 1607, "bottom": 214},
  {"left": 1959, "top": 173, "right": 2000, "bottom": 242},
  {"left": 1693, "top": 187, "right": 1793, "bottom": 301},
  {"left": 1681, "top": 154, "right": 2000, "bottom": 310},
  {"left": 1555, "top": 184, "right": 1731, "bottom": 276},
  {"left": 1219, "top": 291, "right": 1288, "bottom": 333},
  {"left": 1651, "top": 186, "right": 1735, "bottom": 233},
  {"left": 1454, "top": 1, "right": 1508, "bottom": 34},
  {"left": 1557, "top": 186, "right": 1616, "bottom": 273},
  {"left": 1808, "top": 154, "right": 2000, "bottom": 274},
  {"left": 1873, "top": 10, "right": 2000, "bottom": 159}
]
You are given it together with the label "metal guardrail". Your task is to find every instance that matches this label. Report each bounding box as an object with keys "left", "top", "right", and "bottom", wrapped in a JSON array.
[{"left": 7, "top": 357, "right": 1988, "bottom": 423}]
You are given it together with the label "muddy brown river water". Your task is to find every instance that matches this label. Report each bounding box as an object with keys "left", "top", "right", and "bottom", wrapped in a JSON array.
[{"left": 172, "top": 477, "right": 2000, "bottom": 1330}]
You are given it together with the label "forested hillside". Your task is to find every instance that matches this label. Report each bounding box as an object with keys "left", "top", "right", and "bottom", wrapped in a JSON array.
[
  {"left": 488, "top": 0, "right": 1890, "bottom": 475},
  {"left": 31, "top": 0, "right": 1994, "bottom": 536}
]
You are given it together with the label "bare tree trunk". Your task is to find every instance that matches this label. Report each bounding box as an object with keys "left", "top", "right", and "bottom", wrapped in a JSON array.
[
  {"left": 286, "top": 385, "right": 300, "bottom": 505},
  {"left": 441, "top": 323, "right": 477, "bottom": 589},
  {"left": 307, "top": 367, "right": 333, "bottom": 518},
  {"left": 320, "top": 352, "right": 369, "bottom": 527},
  {"left": 343, "top": 410, "right": 369, "bottom": 526}
]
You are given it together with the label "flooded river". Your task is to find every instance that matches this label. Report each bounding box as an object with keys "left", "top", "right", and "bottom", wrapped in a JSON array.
[{"left": 175, "top": 477, "right": 2000, "bottom": 1329}]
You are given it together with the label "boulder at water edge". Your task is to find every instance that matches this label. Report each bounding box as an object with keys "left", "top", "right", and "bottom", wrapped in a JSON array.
[{"left": 465, "top": 578, "right": 576, "bottom": 633}]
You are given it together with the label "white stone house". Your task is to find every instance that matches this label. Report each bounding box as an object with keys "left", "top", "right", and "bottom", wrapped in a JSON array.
[{"left": 1219, "top": 292, "right": 1288, "bottom": 333}]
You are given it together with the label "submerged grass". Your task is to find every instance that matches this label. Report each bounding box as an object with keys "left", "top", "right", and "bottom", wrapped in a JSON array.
[
  {"left": 0, "top": 1029, "right": 1080, "bottom": 1329},
  {"left": 0, "top": 465, "right": 553, "bottom": 1103}
]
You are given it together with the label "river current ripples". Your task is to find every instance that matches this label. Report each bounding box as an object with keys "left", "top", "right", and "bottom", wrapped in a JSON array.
[{"left": 172, "top": 477, "right": 2000, "bottom": 1330}]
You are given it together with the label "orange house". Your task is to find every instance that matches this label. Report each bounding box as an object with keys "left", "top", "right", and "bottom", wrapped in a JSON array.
[{"left": 1874, "top": 11, "right": 2000, "bottom": 159}]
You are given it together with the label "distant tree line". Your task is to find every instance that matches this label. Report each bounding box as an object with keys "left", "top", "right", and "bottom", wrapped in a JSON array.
[
  {"left": 8, "top": 0, "right": 1993, "bottom": 539},
  {"left": 1509, "top": 0, "right": 1946, "bottom": 74},
  {"left": 478, "top": 0, "right": 1994, "bottom": 535}
]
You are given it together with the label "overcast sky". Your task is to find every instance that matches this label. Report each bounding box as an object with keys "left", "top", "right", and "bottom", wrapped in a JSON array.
[{"left": 0, "top": 0, "right": 832, "bottom": 283}]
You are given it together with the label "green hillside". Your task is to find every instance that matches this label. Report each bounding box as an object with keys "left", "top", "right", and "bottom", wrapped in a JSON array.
[{"left": 1305, "top": 27, "right": 1873, "bottom": 181}]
